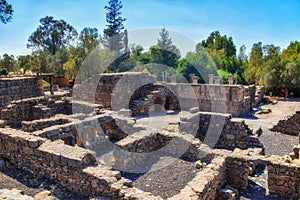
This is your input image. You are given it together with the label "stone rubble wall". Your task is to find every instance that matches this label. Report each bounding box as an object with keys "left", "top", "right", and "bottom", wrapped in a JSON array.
[
  {"left": 0, "top": 128, "right": 162, "bottom": 199},
  {"left": 21, "top": 115, "right": 71, "bottom": 132},
  {"left": 106, "top": 115, "right": 145, "bottom": 142},
  {"left": 1, "top": 96, "right": 104, "bottom": 126},
  {"left": 180, "top": 111, "right": 263, "bottom": 150},
  {"left": 0, "top": 121, "right": 298, "bottom": 199},
  {"left": 0, "top": 76, "right": 44, "bottom": 110},
  {"left": 1, "top": 96, "right": 71, "bottom": 126},
  {"left": 28, "top": 113, "right": 142, "bottom": 150},
  {"left": 267, "top": 154, "right": 300, "bottom": 200},
  {"left": 270, "top": 106, "right": 300, "bottom": 136}
]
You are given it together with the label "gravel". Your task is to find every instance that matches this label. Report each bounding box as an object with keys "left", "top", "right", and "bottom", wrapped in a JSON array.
[{"left": 123, "top": 157, "right": 201, "bottom": 199}]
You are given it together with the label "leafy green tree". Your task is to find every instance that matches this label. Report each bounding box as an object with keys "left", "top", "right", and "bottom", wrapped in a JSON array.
[
  {"left": 0, "top": 67, "right": 8, "bottom": 75},
  {"left": 195, "top": 31, "right": 246, "bottom": 83},
  {"left": 280, "top": 41, "right": 300, "bottom": 94},
  {"left": 150, "top": 28, "right": 180, "bottom": 68},
  {"left": 244, "top": 42, "right": 263, "bottom": 84},
  {"left": 63, "top": 46, "right": 85, "bottom": 79},
  {"left": 177, "top": 51, "right": 217, "bottom": 83},
  {"left": 0, "top": 53, "right": 16, "bottom": 72},
  {"left": 0, "top": 0, "right": 13, "bottom": 24},
  {"left": 103, "top": 0, "right": 126, "bottom": 54},
  {"left": 27, "top": 16, "right": 78, "bottom": 55},
  {"left": 198, "top": 31, "right": 236, "bottom": 57},
  {"left": 79, "top": 27, "right": 100, "bottom": 52},
  {"left": 17, "top": 55, "right": 31, "bottom": 74},
  {"left": 259, "top": 44, "right": 282, "bottom": 89}
]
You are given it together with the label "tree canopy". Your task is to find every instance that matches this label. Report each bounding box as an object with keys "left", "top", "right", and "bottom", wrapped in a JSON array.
[
  {"left": 27, "top": 16, "right": 78, "bottom": 55},
  {"left": 0, "top": 0, "right": 13, "bottom": 24}
]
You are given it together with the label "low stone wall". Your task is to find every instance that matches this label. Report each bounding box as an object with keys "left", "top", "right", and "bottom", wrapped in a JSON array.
[
  {"left": 1, "top": 96, "right": 71, "bottom": 126},
  {"left": 21, "top": 115, "right": 72, "bottom": 132},
  {"left": 106, "top": 115, "right": 145, "bottom": 142},
  {"left": 180, "top": 111, "right": 263, "bottom": 150},
  {"left": 270, "top": 106, "right": 300, "bottom": 136},
  {"left": 0, "top": 76, "right": 44, "bottom": 110},
  {"left": 1, "top": 121, "right": 298, "bottom": 199},
  {"left": 0, "top": 128, "right": 161, "bottom": 199},
  {"left": 267, "top": 154, "right": 300, "bottom": 199}
]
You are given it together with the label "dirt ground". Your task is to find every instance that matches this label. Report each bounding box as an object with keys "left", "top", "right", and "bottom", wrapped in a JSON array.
[{"left": 235, "top": 97, "right": 299, "bottom": 156}]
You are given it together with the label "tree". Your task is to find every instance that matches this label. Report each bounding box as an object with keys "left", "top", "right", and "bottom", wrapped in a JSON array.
[
  {"left": 79, "top": 27, "right": 100, "bottom": 52},
  {"left": 238, "top": 45, "right": 247, "bottom": 61},
  {"left": 0, "top": 0, "right": 13, "bottom": 24},
  {"left": 63, "top": 46, "right": 85, "bottom": 79},
  {"left": 244, "top": 42, "right": 263, "bottom": 84},
  {"left": 0, "top": 53, "right": 16, "bottom": 72},
  {"left": 198, "top": 31, "right": 236, "bottom": 57},
  {"left": 150, "top": 28, "right": 180, "bottom": 68},
  {"left": 17, "top": 55, "right": 31, "bottom": 74},
  {"left": 280, "top": 41, "right": 300, "bottom": 94},
  {"left": 103, "top": 0, "right": 126, "bottom": 54},
  {"left": 27, "top": 16, "right": 78, "bottom": 55},
  {"left": 177, "top": 51, "right": 217, "bottom": 83}
]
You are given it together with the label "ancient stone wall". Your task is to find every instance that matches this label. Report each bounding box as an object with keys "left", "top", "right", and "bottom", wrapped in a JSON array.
[
  {"left": 0, "top": 128, "right": 161, "bottom": 199},
  {"left": 270, "top": 106, "right": 300, "bottom": 136},
  {"left": 267, "top": 153, "right": 300, "bottom": 199},
  {"left": 73, "top": 73, "right": 263, "bottom": 117},
  {"left": 180, "top": 111, "right": 263, "bottom": 150},
  {"left": 0, "top": 76, "right": 44, "bottom": 110},
  {"left": 129, "top": 83, "right": 180, "bottom": 116},
  {"left": 1, "top": 96, "right": 71, "bottom": 126},
  {"left": 73, "top": 72, "right": 155, "bottom": 109}
]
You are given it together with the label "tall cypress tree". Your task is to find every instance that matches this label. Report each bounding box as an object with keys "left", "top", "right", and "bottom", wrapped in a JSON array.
[{"left": 103, "top": 0, "right": 126, "bottom": 54}]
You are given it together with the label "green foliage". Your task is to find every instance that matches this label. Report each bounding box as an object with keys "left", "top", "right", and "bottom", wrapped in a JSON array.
[
  {"left": 196, "top": 31, "right": 246, "bottom": 84},
  {"left": 17, "top": 55, "right": 31, "bottom": 74},
  {"left": 0, "top": 53, "right": 16, "bottom": 72},
  {"left": 151, "top": 28, "right": 181, "bottom": 68},
  {"left": 217, "top": 69, "right": 229, "bottom": 84},
  {"left": 79, "top": 27, "right": 100, "bottom": 52},
  {"left": 198, "top": 31, "right": 236, "bottom": 57},
  {"left": 176, "top": 51, "right": 217, "bottom": 83},
  {"left": 103, "top": 0, "right": 127, "bottom": 54},
  {"left": 27, "top": 16, "right": 78, "bottom": 55},
  {"left": 280, "top": 41, "right": 300, "bottom": 89},
  {"left": 0, "top": 67, "right": 8, "bottom": 75},
  {"left": 0, "top": 0, "right": 13, "bottom": 24}
]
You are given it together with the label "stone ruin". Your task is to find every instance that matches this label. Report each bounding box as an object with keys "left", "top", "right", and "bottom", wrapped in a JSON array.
[{"left": 0, "top": 73, "right": 298, "bottom": 200}]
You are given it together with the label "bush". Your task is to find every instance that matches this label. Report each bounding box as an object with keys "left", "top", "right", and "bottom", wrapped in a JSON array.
[{"left": 0, "top": 68, "right": 8, "bottom": 75}]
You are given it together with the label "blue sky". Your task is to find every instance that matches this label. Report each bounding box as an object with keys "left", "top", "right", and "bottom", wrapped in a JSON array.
[{"left": 0, "top": 0, "right": 299, "bottom": 57}]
